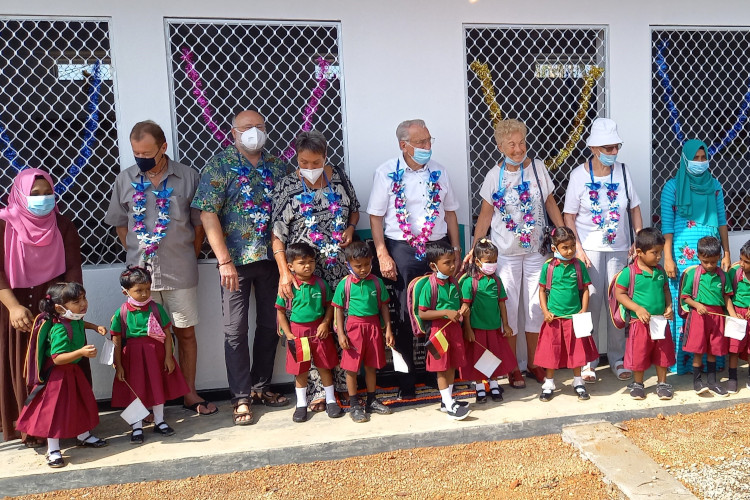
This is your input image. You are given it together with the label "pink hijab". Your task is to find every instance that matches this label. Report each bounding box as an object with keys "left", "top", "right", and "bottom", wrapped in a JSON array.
[{"left": 0, "top": 169, "right": 65, "bottom": 288}]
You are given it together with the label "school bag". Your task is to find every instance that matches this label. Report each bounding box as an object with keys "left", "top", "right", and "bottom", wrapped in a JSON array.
[
  {"left": 607, "top": 262, "right": 666, "bottom": 329},
  {"left": 335, "top": 274, "right": 385, "bottom": 332},
  {"left": 23, "top": 314, "right": 73, "bottom": 404},
  {"left": 407, "top": 273, "right": 460, "bottom": 336},
  {"left": 677, "top": 264, "right": 726, "bottom": 320},
  {"left": 116, "top": 302, "right": 164, "bottom": 348},
  {"left": 731, "top": 263, "right": 745, "bottom": 291},
  {"left": 277, "top": 276, "right": 328, "bottom": 335},
  {"left": 542, "top": 257, "right": 585, "bottom": 299}
]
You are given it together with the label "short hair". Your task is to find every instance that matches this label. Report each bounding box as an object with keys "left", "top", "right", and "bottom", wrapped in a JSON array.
[
  {"left": 425, "top": 240, "right": 454, "bottom": 264},
  {"left": 130, "top": 120, "right": 166, "bottom": 147},
  {"left": 295, "top": 130, "right": 327, "bottom": 157},
  {"left": 286, "top": 242, "right": 317, "bottom": 262},
  {"left": 231, "top": 108, "right": 261, "bottom": 127},
  {"left": 635, "top": 227, "right": 665, "bottom": 252},
  {"left": 494, "top": 118, "right": 527, "bottom": 146},
  {"left": 120, "top": 265, "right": 152, "bottom": 289},
  {"left": 551, "top": 226, "right": 576, "bottom": 246},
  {"left": 697, "top": 236, "right": 722, "bottom": 258},
  {"left": 473, "top": 238, "right": 498, "bottom": 262},
  {"left": 741, "top": 240, "right": 750, "bottom": 259},
  {"left": 343, "top": 240, "right": 372, "bottom": 261},
  {"left": 396, "top": 119, "right": 427, "bottom": 142},
  {"left": 39, "top": 282, "right": 86, "bottom": 317}
]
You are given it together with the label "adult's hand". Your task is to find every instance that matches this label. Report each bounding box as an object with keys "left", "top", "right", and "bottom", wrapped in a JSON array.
[
  {"left": 340, "top": 225, "right": 355, "bottom": 248},
  {"left": 664, "top": 257, "right": 677, "bottom": 279},
  {"left": 278, "top": 269, "right": 299, "bottom": 300},
  {"left": 453, "top": 252, "right": 463, "bottom": 276},
  {"left": 378, "top": 253, "right": 398, "bottom": 281},
  {"left": 10, "top": 304, "right": 33, "bottom": 332},
  {"left": 219, "top": 262, "right": 239, "bottom": 292},
  {"left": 576, "top": 246, "right": 592, "bottom": 268},
  {"left": 721, "top": 253, "right": 732, "bottom": 272}
]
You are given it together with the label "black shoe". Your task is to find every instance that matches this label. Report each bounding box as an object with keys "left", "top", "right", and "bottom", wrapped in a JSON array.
[
  {"left": 76, "top": 435, "right": 108, "bottom": 448},
  {"left": 574, "top": 384, "right": 590, "bottom": 401},
  {"left": 397, "top": 389, "right": 416, "bottom": 400},
  {"left": 475, "top": 389, "right": 487, "bottom": 404},
  {"left": 708, "top": 383, "right": 728, "bottom": 397},
  {"left": 656, "top": 383, "right": 674, "bottom": 400},
  {"left": 628, "top": 382, "right": 646, "bottom": 400},
  {"left": 293, "top": 406, "right": 308, "bottom": 423},
  {"left": 445, "top": 402, "right": 470, "bottom": 420},
  {"left": 366, "top": 398, "right": 393, "bottom": 415},
  {"left": 440, "top": 400, "right": 469, "bottom": 412},
  {"left": 46, "top": 452, "right": 65, "bottom": 468},
  {"left": 694, "top": 378, "right": 709, "bottom": 395},
  {"left": 326, "top": 402, "right": 344, "bottom": 418},
  {"left": 350, "top": 405, "right": 370, "bottom": 423},
  {"left": 153, "top": 422, "right": 175, "bottom": 436},
  {"left": 727, "top": 378, "right": 739, "bottom": 394},
  {"left": 539, "top": 388, "right": 554, "bottom": 402},
  {"left": 489, "top": 387, "right": 503, "bottom": 402},
  {"left": 130, "top": 428, "right": 144, "bottom": 444}
]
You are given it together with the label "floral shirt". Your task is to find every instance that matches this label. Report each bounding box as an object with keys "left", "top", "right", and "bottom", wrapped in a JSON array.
[{"left": 191, "top": 146, "right": 290, "bottom": 265}]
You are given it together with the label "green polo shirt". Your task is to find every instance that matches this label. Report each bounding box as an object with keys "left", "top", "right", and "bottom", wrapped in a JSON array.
[
  {"left": 417, "top": 277, "right": 462, "bottom": 311},
  {"left": 539, "top": 259, "right": 591, "bottom": 316},
  {"left": 680, "top": 265, "right": 732, "bottom": 308},
  {"left": 332, "top": 274, "right": 389, "bottom": 317},
  {"left": 111, "top": 303, "right": 172, "bottom": 338},
  {"left": 615, "top": 265, "right": 667, "bottom": 315},
  {"left": 47, "top": 320, "right": 86, "bottom": 364},
  {"left": 275, "top": 277, "right": 333, "bottom": 323},
  {"left": 729, "top": 265, "right": 750, "bottom": 308},
  {"left": 459, "top": 274, "right": 507, "bottom": 330}
]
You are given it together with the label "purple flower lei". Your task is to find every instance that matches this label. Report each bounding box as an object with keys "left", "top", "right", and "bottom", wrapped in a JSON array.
[
  {"left": 295, "top": 172, "right": 346, "bottom": 268},
  {"left": 232, "top": 155, "right": 274, "bottom": 236},
  {"left": 131, "top": 176, "right": 172, "bottom": 261},
  {"left": 586, "top": 159, "right": 620, "bottom": 245},
  {"left": 491, "top": 161, "right": 535, "bottom": 248}
]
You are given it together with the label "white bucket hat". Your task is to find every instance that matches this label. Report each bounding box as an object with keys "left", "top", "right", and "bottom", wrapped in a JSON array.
[{"left": 586, "top": 118, "right": 623, "bottom": 147}]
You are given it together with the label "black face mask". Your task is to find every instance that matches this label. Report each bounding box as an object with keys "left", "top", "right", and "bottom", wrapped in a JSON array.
[{"left": 135, "top": 151, "right": 159, "bottom": 172}]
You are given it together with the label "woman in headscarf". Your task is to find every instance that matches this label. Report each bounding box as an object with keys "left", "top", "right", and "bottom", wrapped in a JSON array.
[
  {"left": 0, "top": 169, "right": 83, "bottom": 445},
  {"left": 661, "top": 139, "right": 730, "bottom": 375}
]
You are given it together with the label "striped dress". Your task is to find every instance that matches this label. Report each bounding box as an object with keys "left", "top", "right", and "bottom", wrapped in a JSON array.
[{"left": 660, "top": 177, "right": 727, "bottom": 374}]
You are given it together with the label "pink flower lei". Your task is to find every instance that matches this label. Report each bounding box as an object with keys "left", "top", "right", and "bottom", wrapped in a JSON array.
[
  {"left": 586, "top": 159, "right": 620, "bottom": 245},
  {"left": 491, "top": 161, "right": 535, "bottom": 248},
  {"left": 131, "top": 177, "right": 172, "bottom": 261},
  {"left": 295, "top": 171, "right": 346, "bottom": 268},
  {"left": 232, "top": 152, "right": 274, "bottom": 236}
]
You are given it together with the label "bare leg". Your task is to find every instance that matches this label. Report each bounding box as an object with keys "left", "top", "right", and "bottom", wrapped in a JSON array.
[
  {"left": 364, "top": 366, "right": 377, "bottom": 393},
  {"left": 174, "top": 325, "right": 217, "bottom": 414},
  {"left": 346, "top": 370, "right": 359, "bottom": 397},
  {"left": 634, "top": 370, "right": 645, "bottom": 384},
  {"left": 655, "top": 366, "right": 667, "bottom": 384}
]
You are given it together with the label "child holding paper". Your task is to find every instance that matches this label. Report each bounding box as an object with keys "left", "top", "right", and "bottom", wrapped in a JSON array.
[
  {"left": 460, "top": 238, "right": 518, "bottom": 403},
  {"left": 727, "top": 240, "right": 750, "bottom": 393},
  {"left": 276, "top": 243, "right": 344, "bottom": 423},
  {"left": 614, "top": 228, "right": 675, "bottom": 400},
  {"left": 680, "top": 236, "right": 735, "bottom": 396},
  {"left": 536, "top": 227, "right": 598, "bottom": 402}
]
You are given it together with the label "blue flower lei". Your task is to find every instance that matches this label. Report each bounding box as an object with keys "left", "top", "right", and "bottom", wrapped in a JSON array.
[
  {"left": 491, "top": 160, "right": 535, "bottom": 248},
  {"left": 131, "top": 176, "right": 172, "bottom": 261},
  {"left": 295, "top": 171, "right": 346, "bottom": 268},
  {"left": 586, "top": 159, "right": 620, "bottom": 245},
  {"left": 232, "top": 152, "right": 274, "bottom": 236}
]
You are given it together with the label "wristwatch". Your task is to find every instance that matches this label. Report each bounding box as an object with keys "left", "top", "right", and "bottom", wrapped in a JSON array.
[{"left": 452, "top": 246, "right": 461, "bottom": 252}]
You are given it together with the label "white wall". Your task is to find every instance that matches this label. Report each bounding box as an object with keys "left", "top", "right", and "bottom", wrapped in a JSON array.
[{"left": 3, "top": 0, "right": 750, "bottom": 396}]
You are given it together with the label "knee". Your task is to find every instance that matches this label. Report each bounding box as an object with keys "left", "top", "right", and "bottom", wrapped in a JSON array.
[{"left": 173, "top": 327, "right": 197, "bottom": 343}]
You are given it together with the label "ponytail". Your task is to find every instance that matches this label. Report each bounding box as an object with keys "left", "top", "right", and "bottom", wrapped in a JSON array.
[{"left": 39, "top": 282, "right": 86, "bottom": 318}]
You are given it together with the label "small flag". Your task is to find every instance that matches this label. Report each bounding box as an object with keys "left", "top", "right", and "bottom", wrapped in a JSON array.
[
  {"left": 120, "top": 397, "right": 151, "bottom": 426},
  {"left": 474, "top": 348, "right": 501, "bottom": 378},
  {"left": 288, "top": 337, "right": 312, "bottom": 363},
  {"left": 425, "top": 330, "right": 449, "bottom": 360},
  {"left": 98, "top": 337, "right": 115, "bottom": 365}
]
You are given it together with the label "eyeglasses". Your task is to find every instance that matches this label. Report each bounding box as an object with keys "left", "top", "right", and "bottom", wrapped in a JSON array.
[
  {"left": 407, "top": 137, "right": 435, "bottom": 148},
  {"left": 599, "top": 144, "right": 622, "bottom": 153},
  {"left": 234, "top": 124, "right": 266, "bottom": 133}
]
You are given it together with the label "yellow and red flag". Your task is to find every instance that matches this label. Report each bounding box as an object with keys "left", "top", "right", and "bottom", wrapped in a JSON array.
[
  {"left": 425, "top": 330, "right": 449, "bottom": 360},
  {"left": 288, "top": 337, "right": 312, "bottom": 363}
]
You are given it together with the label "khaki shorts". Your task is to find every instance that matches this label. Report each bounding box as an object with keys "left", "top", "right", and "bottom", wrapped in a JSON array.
[{"left": 151, "top": 287, "right": 199, "bottom": 329}]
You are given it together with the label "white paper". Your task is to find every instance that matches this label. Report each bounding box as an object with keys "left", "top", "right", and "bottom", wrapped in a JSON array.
[
  {"left": 474, "top": 348, "right": 502, "bottom": 378},
  {"left": 120, "top": 397, "right": 150, "bottom": 426},
  {"left": 725, "top": 316, "right": 748, "bottom": 341},
  {"left": 98, "top": 337, "right": 115, "bottom": 365},
  {"left": 649, "top": 315, "right": 668, "bottom": 340},
  {"left": 390, "top": 348, "right": 409, "bottom": 373},
  {"left": 572, "top": 312, "right": 593, "bottom": 338}
]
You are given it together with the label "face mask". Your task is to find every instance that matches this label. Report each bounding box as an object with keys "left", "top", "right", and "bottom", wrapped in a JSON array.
[
  {"left": 299, "top": 167, "right": 325, "bottom": 184},
  {"left": 505, "top": 155, "right": 526, "bottom": 167},
  {"left": 480, "top": 262, "right": 498, "bottom": 275},
  {"left": 60, "top": 307, "right": 85, "bottom": 321},
  {"left": 598, "top": 152, "right": 617, "bottom": 167},
  {"left": 125, "top": 292, "right": 152, "bottom": 308},
  {"left": 26, "top": 194, "right": 55, "bottom": 216},
  {"left": 683, "top": 155, "right": 709, "bottom": 175},
  {"left": 433, "top": 268, "right": 451, "bottom": 280},
  {"left": 347, "top": 263, "right": 372, "bottom": 279},
  {"left": 239, "top": 127, "right": 267, "bottom": 152},
  {"left": 134, "top": 150, "right": 161, "bottom": 172},
  {"left": 554, "top": 251, "right": 571, "bottom": 261},
  {"left": 411, "top": 147, "right": 432, "bottom": 165}
]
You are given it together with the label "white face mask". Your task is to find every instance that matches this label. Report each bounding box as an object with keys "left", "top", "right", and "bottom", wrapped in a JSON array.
[
  {"left": 299, "top": 167, "right": 325, "bottom": 184},
  {"left": 239, "top": 127, "right": 266, "bottom": 152},
  {"left": 60, "top": 307, "right": 85, "bottom": 321}
]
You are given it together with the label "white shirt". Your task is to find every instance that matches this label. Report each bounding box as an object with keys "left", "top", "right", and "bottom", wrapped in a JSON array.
[
  {"left": 563, "top": 161, "right": 641, "bottom": 252},
  {"left": 479, "top": 159, "right": 555, "bottom": 256},
  {"left": 367, "top": 154, "right": 459, "bottom": 241}
]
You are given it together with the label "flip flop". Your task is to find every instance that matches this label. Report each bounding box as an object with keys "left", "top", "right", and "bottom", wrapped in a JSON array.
[
  {"left": 183, "top": 400, "right": 219, "bottom": 416},
  {"left": 252, "top": 390, "right": 290, "bottom": 407},
  {"left": 509, "top": 369, "right": 526, "bottom": 389},
  {"left": 613, "top": 362, "right": 633, "bottom": 381}
]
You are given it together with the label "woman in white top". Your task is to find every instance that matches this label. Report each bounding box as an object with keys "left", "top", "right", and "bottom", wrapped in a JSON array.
[
  {"left": 563, "top": 118, "right": 643, "bottom": 383},
  {"left": 467, "top": 119, "right": 564, "bottom": 388}
]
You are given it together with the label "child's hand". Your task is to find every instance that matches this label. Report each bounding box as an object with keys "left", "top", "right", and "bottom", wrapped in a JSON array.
[
  {"left": 444, "top": 310, "right": 462, "bottom": 322},
  {"left": 459, "top": 304, "right": 470, "bottom": 318},
  {"left": 385, "top": 329, "right": 395, "bottom": 348},
  {"left": 79, "top": 345, "right": 97, "bottom": 358},
  {"left": 577, "top": 308, "right": 587, "bottom": 315},
  {"left": 695, "top": 303, "right": 708, "bottom": 315},
  {"left": 635, "top": 306, "right": 651, "bottom": 324},
  {"left": 165, "top": 355, "right": 175, "bottom": 374},
  {"left": 464, "top": 327, "right": 475, "bottom": 343},
  {"left": 664, "top": 306, "right": 674, "bottom": 321},
  {"left": 285, "top": 331, "right": 295, "bottom": 341},
  {"left": 316, "top": 321, "right": 329, "bottom": 339},
  {"left": 338, "top": 332, "right": 350, "bottom": 350},
  {"left": 97, "top": 325, "right": 107, "bottom": 336},
  {"left": 543, "top": 311, "right": 555, "bottom": 323},
  {"left": 745, "top": 309, "right": 750, "bottom": 321},
  {"left": 503, "top": 323, "right": 514, "bottom": 337},
  {"left": 116, "top": 365, "right": 126, "bottom": 382}
]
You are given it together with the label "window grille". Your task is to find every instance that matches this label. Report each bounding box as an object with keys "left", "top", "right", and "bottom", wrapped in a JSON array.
[
  {"left": 464, "top": 25, "right": 607, "bottom": 222},
  {"left": 0, "top": 18, "right": 121, "bottom": 265},
  {"left": 651, "top": 28, "right": 750, "bottom": 230}
]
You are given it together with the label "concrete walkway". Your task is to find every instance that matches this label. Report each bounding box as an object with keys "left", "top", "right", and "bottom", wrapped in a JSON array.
[{"left": 1, "top": 366, "right": 747, "bottom": 497}]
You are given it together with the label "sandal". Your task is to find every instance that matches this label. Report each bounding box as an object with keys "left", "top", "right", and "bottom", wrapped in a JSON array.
[
  {"left": 527, "top": 365, "right": 546, "bottom": 384},
  {"left": 23, "top": 436, "right": 45, "bottom": 448},
  {"left": 613, "top": 361, "right": 633, "bottom": 381},
  {"left": 509, "top": 369, "right": 526, "bottom": 389},
  {"left": 475, "top": 389, "right": 487, "bottom": 404},
  {"left": 183, "top": 400, "right": 219, "bottom": 416},
  {"left": 252, "top": 390, "right": 290, "bottom": 407},
  {"left": 581, "top": 365, "right": 597, "bottom": 384},
  {"left": 46, "top": 451, "right": 65, "bottom": 468},
  {"left": 490, "top": 387, "right": 503, "bottom": 402},
  {"left": 232, "top": 398, "right": 254, "bottom": 426},
  {"left": 308, "top": 400, "right": 326, "bottom": 412},
  {"left": 130, "top": 428, "right": 144, "bottom": 445}
]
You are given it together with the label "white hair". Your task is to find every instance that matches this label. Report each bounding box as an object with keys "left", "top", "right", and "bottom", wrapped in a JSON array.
[{"left": 395, "top": 119, "right": 427, "bottom": 142}]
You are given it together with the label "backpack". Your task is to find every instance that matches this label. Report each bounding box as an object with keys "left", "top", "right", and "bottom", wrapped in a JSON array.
[
  {"left": 678, "top": 265, "right": 726, "bottom": 319},
  {"left": 23, "top": 314, "right": 73, "bottom": 404},
  {"left": 407, "top": 273, "right": 459, "bottom": 336},
  {"left": 335, "top": 274, "right": 385, "bottom": 332},
  {"left": 543, "top": 258, "right": 586, "bottom": 299},
  {"left": 607, "top": 262, "right": 666, "bottom": 329},
  {"left": 277, "top": 276, "right": 328, "bottom": 335},
  {"left": 731, "top": 263, "right": 745, "bottom": 291},
  {"left": 116, "top": 302, "right": 164, "bottom": 348}
]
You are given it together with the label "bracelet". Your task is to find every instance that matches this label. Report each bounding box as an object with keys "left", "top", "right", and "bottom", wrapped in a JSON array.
[
  {"left": 273, "top": 249, "right": 285, "bottom": 255},
  {"left": 452, "top": 246, "right": 461, "bottom": 252},
  {"left": 216, "top": 260, "right": 232, "bottom": 269},
  {"left": 347, "top": 223, "right": 356, "bottom": 229}
]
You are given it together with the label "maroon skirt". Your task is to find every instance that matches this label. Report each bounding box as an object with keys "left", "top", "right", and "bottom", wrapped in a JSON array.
[
  {"left": 111, "top": 336, "right": 189, "bottom": 408},
  {"left": 460, "top": 328, "right": 518, "bottom": 380},
  {"left": 425, "top": 319, "right": 466, "bottom": 372},
  {"left": 15, "top": 363, "right": 99, "bottom": 439},
  {"left": 534, "top": 318, "right": 599, "bottom": 370}
]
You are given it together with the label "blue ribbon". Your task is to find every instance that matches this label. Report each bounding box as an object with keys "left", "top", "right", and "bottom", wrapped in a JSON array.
[{"left": 655, "top": 41, "right": 685, "bottom": 145}]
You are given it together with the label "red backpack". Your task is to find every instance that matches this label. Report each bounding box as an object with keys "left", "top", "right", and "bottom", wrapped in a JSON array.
[
  {"left": 334, "top": 274, "right": 385, "bottom": 332},
  {"left": 407, "top": 273, "right": 460, "bottom": 336},
  {"left": 23, "top": 315, "right": 73, "bottom": 404},
  {"left": 277, "top": 276, "right": 328, "bottom": 335},
  {"left": 678, "top": 265, "right": 726, "bottom": 319},
  {"left": 117, "top": 302, "right": 164, "bottom": 348},
  {"left": 543, "top": 258, "right": 585, "bottom": 298},
  {"left": 607, "top": 263, "right": 666, "bottom": 329}
]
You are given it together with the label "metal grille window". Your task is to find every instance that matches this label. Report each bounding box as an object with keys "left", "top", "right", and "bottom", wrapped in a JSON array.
[
  {"left": 651, "top": 28, "right": 750, "bottom": 230},
  {"left": 0, "top": 18, "right": 120, "bottom": 265},
  {"left": 464, "top": 25, "right": 607, "bottom": 220}
]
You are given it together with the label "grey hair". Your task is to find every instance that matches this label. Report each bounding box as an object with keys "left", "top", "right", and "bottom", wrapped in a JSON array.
[
  {"left": 295, "top": 130, "right": 327, "bottom": 157},
  {"left": 395, "top": 119, "right": 427, "bottom": 142},
  {"left": 231, "top": 108, "right": 261, "bottom": 127}
]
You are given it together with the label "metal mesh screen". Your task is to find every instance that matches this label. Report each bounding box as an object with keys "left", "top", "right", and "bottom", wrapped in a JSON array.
[
  {"left": 464, "top": 25, "right": 607, "bottom": 222},
  {"left": 651, "top": 28, "right": 750, "bottom": 230},
  {"left": 0, "top": 18, "right": 121, "bottom": 265}
]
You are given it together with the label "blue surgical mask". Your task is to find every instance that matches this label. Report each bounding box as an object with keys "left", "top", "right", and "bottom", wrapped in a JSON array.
[
  {"left": 684, "top": 154, "right": 709, "bottom": 175},
  {"left": 435, "top": 270, "right": 451, "bottom": 280},
  {"left": 554, "top": 251, "right": 571, "bottom": 261},
  {"left": 26, "top": 195, "right": 55, "bottom": 216},
  {"left": 411, "top": 147, "right": 432, "bottom": 165},
  {"left": 598, "top": 152, "right": 617, "bottom": 167},
  {"left": 505, "top": 155, "right": 526, "bottom": 167}
]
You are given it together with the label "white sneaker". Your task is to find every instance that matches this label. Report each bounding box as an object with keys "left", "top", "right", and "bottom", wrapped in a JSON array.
[{"left": 445, "top": 402, "right": 471, "bottom": 420}]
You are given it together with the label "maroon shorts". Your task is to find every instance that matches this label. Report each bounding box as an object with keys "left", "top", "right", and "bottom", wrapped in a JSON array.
[
  {"left": 624, "top": 319, "right": 676, "bottom": 371},
  {"left": 460, "top": 328, "right": 518, "bottom": 381},
  {"left": 425, "top": 318, "right": 466, "bottom": 373},
  {"left": 729, "top": 306, "right": 750, "bottom": 355},
  {"left": 286, "top": 320, "right": 339, "bottom": 375},
  {"left": 683, "top": 305, "right": 729, "bottom": 356},
  {"left": 340, "top": 315, "right": 386, "bottom": 372},
  {"left": 534, "top": 318, "right": 599, "bottom": 370}
]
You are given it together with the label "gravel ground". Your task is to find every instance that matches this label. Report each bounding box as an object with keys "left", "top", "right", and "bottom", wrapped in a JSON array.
[
  {"left": 625, "top": 402, "right": 750, "bottom": 499},
  {"left": 5, "top": 435, "right": 620, "bottom": 500}
]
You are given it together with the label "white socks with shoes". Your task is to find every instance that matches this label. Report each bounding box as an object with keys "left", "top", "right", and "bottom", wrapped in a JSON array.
[{"left": 295, "top": 387, "right": 307, "bottom": 408}]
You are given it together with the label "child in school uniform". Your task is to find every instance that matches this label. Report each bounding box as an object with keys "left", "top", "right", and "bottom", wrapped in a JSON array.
[
  {"left": 459, "top": 238, "right": 518, "bottom": 403},
  {"left": 614, "top": 228, "right": 676, "bottom": 400},
  {"left": 417, "top": 240, "right": 471, "bottom": 420},
  {"left": 536, "top": 227, "right": 598, "bottom": 402},
  {"left": 332, "top": 241, "right": 395, "bottom": 423},
  {"left": 680, "top": 236, "right": 735, "bottom": 396},
  {"left": 726, "top": 240, "right": 750, "bottom": 393},
  {"left": 276, "top": 243, "right": 344, "bottom": 423}
]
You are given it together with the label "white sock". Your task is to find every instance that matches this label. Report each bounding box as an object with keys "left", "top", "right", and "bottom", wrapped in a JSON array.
[
  {"left": 448, "top": 384, "right": 454, "bottom": 395},
  {"left": 488, "top": 379, "right": 500, "bottom": 390},
  {"left": 323, "top": 384, "right": 336, "bottom": 404},
  {"left": 296, "top": 387, "right": 307, "bottom": 408},
  {"left": 573, "top": 376, "right": 584, "bottom": 387},
  {"left": 76, "top": 431, "right": 91, "bottom": 442},
  {"left": 47, "top": 438, "right": 60, "bottom": 456},
  {"left": 152, "top": 404, "right": 165, "bottom": 424},
  {"left": 542, "top": 378, "right": 556, "bottom": 391},
  {"left": 475, "top": 382, "right": 484, "bottom": 391},
  {"left": 132, "top": 420, "right": 143, "bottom": 430},
  {"left": 440, "top": 387, "right": 454, "bottom": 408}
]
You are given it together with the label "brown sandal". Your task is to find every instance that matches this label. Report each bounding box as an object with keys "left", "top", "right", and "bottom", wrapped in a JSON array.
[
  {"left": 509, "top": 369, "right": 526, "bottom": 389},
  {"left": 252, "top": 390, "right": 290, "bottom": 407},
  {"left": 308, "top": 399, "right": 326, "bottom": 412},
  {"left": 232, "top": 398, "right": 254, "bottom": 426}
]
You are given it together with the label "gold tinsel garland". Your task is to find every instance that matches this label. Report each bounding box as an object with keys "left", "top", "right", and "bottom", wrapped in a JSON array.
[{"left": 469, "top": 61, "right": 503, "bottom": 127}]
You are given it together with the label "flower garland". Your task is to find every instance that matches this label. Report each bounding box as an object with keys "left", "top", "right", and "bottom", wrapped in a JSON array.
[
  {"left": 491, "top": 161, "right": 535, "bottom": 248},
  {"left": 132, "top": 177, "right": 172, "bottom": 261},
  {"left": 586, "top": 159, "right": 620, "bottom": 245},
  {"left": 295, "top": 172, "right": 346, "bottom": 268},
  {"left": 388, "top": 160, "right": 442, "bottom": 261},
  {"left": 232, "top": 153, "right": 274, "bottom": 236}
]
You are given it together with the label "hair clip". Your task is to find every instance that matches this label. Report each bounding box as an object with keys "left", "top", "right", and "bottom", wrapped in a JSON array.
[
  {"left": 551, "top": 228, "right": 557, "bottom": 237},
  {"left": 480, "top": 238, "right": 488, "bottom": 244},
  {"left": 45, "top": 294, "right": 51, "bottom": 299}
]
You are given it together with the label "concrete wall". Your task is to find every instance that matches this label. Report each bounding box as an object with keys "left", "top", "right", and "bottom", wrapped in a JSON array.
[{"left": 2, "top": 0, "right": 749, "bottom": 397}]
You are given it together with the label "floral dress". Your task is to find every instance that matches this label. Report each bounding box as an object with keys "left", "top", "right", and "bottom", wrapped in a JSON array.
[{"left": 660, "top": 177, "right": 727, "bottom": 374}]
